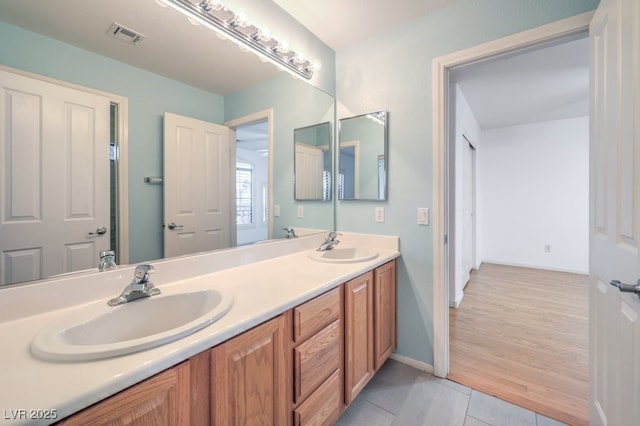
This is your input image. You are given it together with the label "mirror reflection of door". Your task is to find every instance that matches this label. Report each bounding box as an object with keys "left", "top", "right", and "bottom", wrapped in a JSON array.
[
  {"left": 0, "top": 70, "right": 111, "bottom": 285},
  {"left": 293, "top": 122, "right": 332, "bottom": 201},
  {"left": 295, "top": 143, "right": 324, "bottom": 200},
  {"left": 163, "top": 112, "right": 232, "bottom": 258},
  {"left": 235, "top": 120, "right": 269, "bottom": 246}
]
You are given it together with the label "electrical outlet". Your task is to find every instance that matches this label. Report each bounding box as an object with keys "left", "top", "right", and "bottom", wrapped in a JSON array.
[
  {"left": 544, "top": 244, "right": 551, "bottom": 253},
  {"left": 297, "top": 205, "right": 304, "bottom": 218},
  {"left": 375, "top": 207, "right": 385, "bottom": 223},
  {"left": 418, "top": 208, "right": 429, "bottom": 225}
]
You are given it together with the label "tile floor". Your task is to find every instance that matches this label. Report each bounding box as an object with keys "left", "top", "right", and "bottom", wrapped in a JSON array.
[{"left": 336, "top": 359, "right": 567, "bottom": 426}]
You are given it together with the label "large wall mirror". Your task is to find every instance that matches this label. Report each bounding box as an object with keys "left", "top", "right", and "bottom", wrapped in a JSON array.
[
  {"left": 294, "top": 122, "right": 332, "bottom": 201},
  {"left": 338, "top": 111, "right": 388, "bottom": 201},
  {"left": 0, "top": 0, "right": 335, "bottom": 286}
]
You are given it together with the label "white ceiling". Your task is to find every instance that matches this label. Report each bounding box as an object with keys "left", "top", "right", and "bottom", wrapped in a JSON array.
[
  {"left": 0, "top": 0, "right": 590, "bottom": 129},
  {"left": 272, "top": 0, "right": 461, "bottom": 50},
  {"left": 451, "top": 36, "right": 590, "bottom": 129}
]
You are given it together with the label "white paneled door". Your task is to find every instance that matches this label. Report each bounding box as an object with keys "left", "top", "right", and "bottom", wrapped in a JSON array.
[
  {"left": 0, "top": 70, "right": 110, "bottom": 285},
  {"left": 589, "top": 0, "right": 640, "bottom": 424},
  {"left": 294, "top": 142, "right": 324, "bottom": 200},
  {"left": 163, "top": 112, "right": 232, "bottom": 258}
]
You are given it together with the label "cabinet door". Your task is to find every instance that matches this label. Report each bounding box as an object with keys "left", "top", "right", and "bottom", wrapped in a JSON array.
[
  {"left": 344, "top": 271, "right": 374, "bottom": 404},
  {"left": 211, "top": 315, "right": 289, "bottom": 426},
  {"left": 294, "top": 369, "right": 342, "bottom": 426},
  {"left": 374, "top": 260, "right": 397, "bottom": 370},
  {"left": 59, "top": 361, "right": 192, "bottom": 426}
]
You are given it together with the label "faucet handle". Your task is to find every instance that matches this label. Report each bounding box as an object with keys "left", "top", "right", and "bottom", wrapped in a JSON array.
[
  {"left": 134, "top": 264, "right": 155, "bottom": 283},
  {"left": 98, "top": 250, "right": 117, "bottom": 271},
  {"left": 283, "top": 227, "right": 297, "bottom": 238},
  {"left": 100, "top": 250, "right": 115, "bottom": 259}
]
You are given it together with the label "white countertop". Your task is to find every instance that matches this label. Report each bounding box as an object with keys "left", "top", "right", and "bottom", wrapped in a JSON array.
[{"left": 0, "top": 232, "right": 399, "bottom": 425}]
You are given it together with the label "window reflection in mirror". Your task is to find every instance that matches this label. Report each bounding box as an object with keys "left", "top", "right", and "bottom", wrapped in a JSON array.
[
  {"left": 294, "top": 122, "right": 332, "bottom": 201},
  {"left": 338, "top": 111, "right": 388, "bottom": 201}
]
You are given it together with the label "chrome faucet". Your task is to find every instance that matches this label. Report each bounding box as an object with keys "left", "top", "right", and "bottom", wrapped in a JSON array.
[
  {"left": 283, "top": 227, "right": 297, "bottom": 239},
  {"left": 317, "top": 232, "right": 341, "bottom": 251},
  {"left": 98, "top": 250, "right": 117, "bottom": 271},
  {"left": 108, "top": 264, "right": 161, "bottom": 306}
]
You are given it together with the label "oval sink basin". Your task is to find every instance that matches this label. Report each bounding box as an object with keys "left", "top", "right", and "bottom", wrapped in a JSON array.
[
  {"left": 308, "top": 247, "right": 379, "bottom": 263},
  {"left": 31, "top": 289, "right": 233, "bottom": 361}
]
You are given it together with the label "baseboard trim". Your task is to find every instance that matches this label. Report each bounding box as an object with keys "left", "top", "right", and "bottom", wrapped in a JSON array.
[
  {"left": 481, "top": 259, "right": 588, "bottom": 275},
  {"left": 449, "top": 291, "right": 464, "bottom": 308},
  {"left": 389, "top": 353, "right": 434, "bottom": 374}
]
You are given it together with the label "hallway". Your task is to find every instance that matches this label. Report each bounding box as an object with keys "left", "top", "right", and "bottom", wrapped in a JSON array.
[{"left": 448, "top": 264, "right": 589, "bottom": 426}]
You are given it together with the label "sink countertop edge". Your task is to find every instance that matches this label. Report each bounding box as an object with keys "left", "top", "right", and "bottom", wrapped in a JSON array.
[{"left": 0, "top": 243, "right": 399, "bottom": 425}]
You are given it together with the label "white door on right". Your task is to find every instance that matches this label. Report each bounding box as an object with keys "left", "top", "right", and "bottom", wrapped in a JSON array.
[{"left": 590, "top": 0, "right": 640, "bottom": 424}]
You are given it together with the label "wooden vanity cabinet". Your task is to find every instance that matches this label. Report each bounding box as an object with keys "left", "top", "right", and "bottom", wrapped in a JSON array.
[
  {"left": 373, "top": 260, "right": 397, "bottom": 370},
  {"left": 211, "top": 314, "right": 290, "bottom": 426},
  {"left": 344, "top": 270, "right": 375, "bottom": 404},
  {"left": 58, "top": 353, "right": 208, "bottom": 426},
  {"left": 59, "top": 259, "right": 397, "bottom": 426},
  {"left": 291, "top": 286, "right": 344, "bottom": 426},
  {"left": 344, "top": 260, "right": 398, "bottom": 404}
]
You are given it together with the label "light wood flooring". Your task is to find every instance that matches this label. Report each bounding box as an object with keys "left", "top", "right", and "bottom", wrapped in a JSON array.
[{"left": 448, "top": 263, "right": 589, "bottom": 426}]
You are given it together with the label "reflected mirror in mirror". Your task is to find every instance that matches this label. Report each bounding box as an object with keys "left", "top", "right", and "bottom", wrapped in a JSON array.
[
  {"left": 294, "top": 122, "right": 332, "bottom": 201},
  {"left": 0, "top": 0, "right": 335, "bottom": 286},
  {"left": 338, "top": 111, "right": 388, "bottom": 200}
]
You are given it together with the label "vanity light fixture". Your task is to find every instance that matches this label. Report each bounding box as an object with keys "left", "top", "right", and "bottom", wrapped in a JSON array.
[{"left": 159, "top": 0, "right": 316, "bottom": 79}]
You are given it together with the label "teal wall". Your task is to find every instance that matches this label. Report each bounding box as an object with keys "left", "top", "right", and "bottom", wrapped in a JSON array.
[
  {"left": 0, "top": 21, "right": 224, "bottom": 264},
  {"left": 295, "top": 123, "right": 331, "bottom": 149},
  {"left": 335, "top": 0, "right": 599, "bottom": 366},
  {"left": 225, "top": 74, "right": 335, "bottom": 235}
]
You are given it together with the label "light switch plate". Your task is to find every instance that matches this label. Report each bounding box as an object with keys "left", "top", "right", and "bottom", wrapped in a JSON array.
[
  {"left": 418, "top": 208, "right": 429, "bottom": 225},
  {"left": 375, "top": 207, "right": 385, "bottom": 223},
  {"left": 297, "top": 205, "right": 304, "bottom": 218},
  {"left": 273, "top": 204, "right": 280, "bottom": 217}
]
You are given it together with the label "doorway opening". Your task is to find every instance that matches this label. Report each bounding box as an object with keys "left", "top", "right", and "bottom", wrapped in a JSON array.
[
  {"left": 432, "top": 10, "right": 594, "bottom": 426},
  {"left": 109, "top": 96, "right": 129, "bottom": 266},
  {"left": 234, "top": 120, "right": 269, "bottom": 245},
  {"left": 109, "top": 103, "right": 119, "bottom": 260},
  {"left": 225, "top": 109, "right": 274, "bottom": 246},
  {"left": 447, "top": 37, "right": 590, "bottom": 424}
]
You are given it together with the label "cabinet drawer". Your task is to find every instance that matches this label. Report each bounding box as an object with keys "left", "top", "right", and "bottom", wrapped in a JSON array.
[
  {"left": 293, "top": 287, "right": 340, "bottom": 343},
  {"left": 294, "top": 369, "right": 342, "bottom": 426},
  {"left": 294, "top": 320, "right": 341, "bottom": 403}
]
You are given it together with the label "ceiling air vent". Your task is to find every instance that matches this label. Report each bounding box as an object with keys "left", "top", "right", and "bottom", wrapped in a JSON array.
[{"left": 108, "top": 23, "right": 145, "bottom": 46}]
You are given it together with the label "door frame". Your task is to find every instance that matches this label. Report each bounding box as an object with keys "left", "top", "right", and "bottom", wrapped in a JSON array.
[
  {"left": 0, "top": 65, "right": 129, "bottom": 265},
  {"left": 225, "top": 109, "right": 274, "bottom": 244},
  {"left": 431, "top": 12, "right": 593, "bottom": 378}
]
